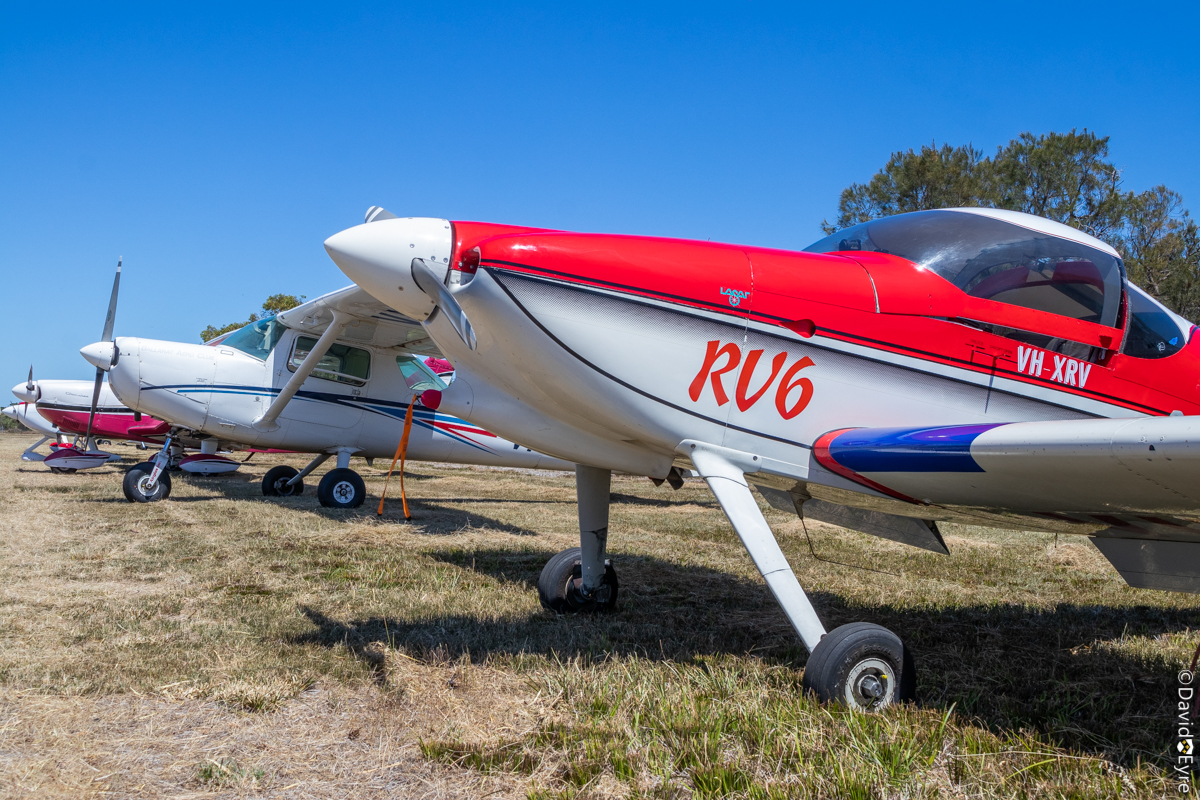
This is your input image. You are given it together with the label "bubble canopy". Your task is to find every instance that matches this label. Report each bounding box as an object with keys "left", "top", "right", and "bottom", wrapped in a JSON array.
[{"left": 804, "top": 209, "right": 1124, "bottom": 330}]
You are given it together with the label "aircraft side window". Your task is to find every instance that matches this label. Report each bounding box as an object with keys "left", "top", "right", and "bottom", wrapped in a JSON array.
[
  {"left": 395, "top": 356, "right": 447, "bottom": 394},
  {"left": 1122, "top": 283, "right": 1190, "bottom": 359},
  {"left": 288, "top": 336, "right": 371, "bottom": 386}
]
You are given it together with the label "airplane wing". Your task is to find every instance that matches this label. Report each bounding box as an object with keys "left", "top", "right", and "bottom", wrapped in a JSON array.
[
  {"left": 808, "top": 417, "right": 1200, "bottom": 592},
  {"left": 276, "top": 285, "right": 441, "bottom": 355}
]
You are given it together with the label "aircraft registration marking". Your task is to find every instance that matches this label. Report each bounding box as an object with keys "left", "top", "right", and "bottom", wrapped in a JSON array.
[
  {"left": 1017, "top": 345, "right": 1093, "bottom": 389},
  {"left": 689, "top": 340, "right": 815, "bottom": 419}
]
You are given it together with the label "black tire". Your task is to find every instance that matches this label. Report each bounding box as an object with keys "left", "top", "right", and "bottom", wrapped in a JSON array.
[
  {"left": 801, "top": 622, "right": 915, "bottom": 711},
  {"left": 262, "top": 465, "right": 303, "bottom": 497},
  {"left": 537, "top": 547, "right": 619, "bottom": 613},
  {"left": 317, "top": 468, "right": 366, "bottom": 508},
  {"left": 122, "top": 462, "right": 172, "bottom": 503}
]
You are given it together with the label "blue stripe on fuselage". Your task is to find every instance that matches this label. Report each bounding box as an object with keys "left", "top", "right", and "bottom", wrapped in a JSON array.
[
  {"left": 141, "top": 383, "right": 495, "bottom": 452},
  {"left": 827, "top": 424, "right": 1005, "bottom": 473}
]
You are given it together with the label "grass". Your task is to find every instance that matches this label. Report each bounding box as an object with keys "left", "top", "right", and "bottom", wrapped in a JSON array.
[{"left": 0, "top": 432, "right": 1194, "bottom": 797}]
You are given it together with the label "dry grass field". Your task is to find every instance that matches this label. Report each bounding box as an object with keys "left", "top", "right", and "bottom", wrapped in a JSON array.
[{"left": 0, "top": 431, "right": 1195, "bottom": 798}]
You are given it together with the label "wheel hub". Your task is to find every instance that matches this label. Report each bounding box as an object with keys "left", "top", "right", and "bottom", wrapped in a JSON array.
[
  {"left": 845, "top": 657, "right": 894, "bottom": 710},
  {"left": 332, "top": 480, "right": 356, "bottom": 503}
]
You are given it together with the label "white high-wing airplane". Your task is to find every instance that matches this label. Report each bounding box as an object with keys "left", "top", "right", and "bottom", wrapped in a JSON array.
[
  {"left": 1, "top": 400, "right": 65, "bottom": 462},
  {"left": 81, "top": 284, "right": 571, "bottom": 505},
  {"left": 324, "top": 206, "right": 1200, "bottom": 710}
]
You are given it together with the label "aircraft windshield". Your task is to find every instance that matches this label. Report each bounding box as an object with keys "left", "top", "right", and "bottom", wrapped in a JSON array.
[
  {"left": 221, "top": 316, "right": 286, "bottom": 360},
  {"left": 805, "top": 210, "right": 1124, "bottom": 329}
]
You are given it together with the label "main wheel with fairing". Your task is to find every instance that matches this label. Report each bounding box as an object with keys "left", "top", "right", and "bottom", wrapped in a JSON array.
[
  {"left": 537, "top": 547, "right": 619, "bottom": 613},
  {"left": 262, "top": 465, "right": 303, "bottom": 497},
  {"left": 122, "top": 461, "right": 172, "bottom": 503},
  {"left": 317, "top": 468, "right": 365, "bottom": 508},
  {"left": 801, "top": 622, "right": 916, "bottom": 711}
]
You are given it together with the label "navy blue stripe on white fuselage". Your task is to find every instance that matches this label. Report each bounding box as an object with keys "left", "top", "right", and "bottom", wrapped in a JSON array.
[{"left": 140, "top": 384, "right": 495, "bottom": 452}]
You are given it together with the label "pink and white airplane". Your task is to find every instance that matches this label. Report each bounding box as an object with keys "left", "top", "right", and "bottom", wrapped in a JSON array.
[
  {"left": 8, "top": 371, "right": 168, "bottom": 471},
  {"left": 81, "top": 284, "right": 572, "bottom": 504},
  {"left": 324, "top": 205, "right": 1200, "bottom": 710}
]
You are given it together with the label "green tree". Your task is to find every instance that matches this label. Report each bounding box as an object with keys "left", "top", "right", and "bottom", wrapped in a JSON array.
[
  {"left": 824, "top": 129, "right": 1200, "bottom": 318},
  {"left": 200, "top": 294, "right": 306, "bottom": 342},
  {"left": 986, "top": 130, "right": 1125, "bottom": 239},
  {"left": 1121, "top": 186, "right": 1200, "bottom": 319},
  {"left": 824, "top": 142, "right": 986, "bottom": 233}
]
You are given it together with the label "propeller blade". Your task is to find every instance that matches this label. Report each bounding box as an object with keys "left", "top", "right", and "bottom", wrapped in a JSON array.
[
  {"left": 100, "top": 258, "right": 122, "bottom": 342},
  {"left": 85, "top": 258, "right": 121, "bottom": 448},
  {"left": 84, "top": 367, "right": 103, "bottom": 447},
  {"left": 26, "top": 365, "right": 34, "bottom": 393},
  {"left": 410, "top": 258, "right": 477, "bottom": 351}
]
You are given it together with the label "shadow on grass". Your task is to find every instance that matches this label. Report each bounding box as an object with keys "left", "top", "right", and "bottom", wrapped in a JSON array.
[{"left": 292, "top": 545, "right": 1197, "bottom": 764}]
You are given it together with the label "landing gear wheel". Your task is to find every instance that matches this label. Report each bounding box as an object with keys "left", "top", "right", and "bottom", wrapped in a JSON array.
[
  {"left": 801, "top": 622, "right": 915, "bottom": 711},
  {"left": 50, "top": 467, "right": 77, "bottom": 474},
  {"left": 262, "top": 465, "right": 303, "bottom": 497},
  {"left": 537, "top": 547, "right": 619, "bottom": 613},
  {"left": 317, "top": 468, "right": 365, "bottom": 508},
  {"left": 122, "top": 461, "right": 172, "bottom": 503}
]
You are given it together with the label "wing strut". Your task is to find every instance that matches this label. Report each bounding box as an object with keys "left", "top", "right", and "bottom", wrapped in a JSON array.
[
  {"left": 679, "top": 439, "right": 827, "bottom": 652},
  {"left": 253, "top": 310, "right": 350, "bottom": 432}
]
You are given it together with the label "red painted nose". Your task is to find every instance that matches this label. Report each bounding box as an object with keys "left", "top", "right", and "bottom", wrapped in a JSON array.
[{"left": 420, "top": 390, "right": 442, "bottom": 410}]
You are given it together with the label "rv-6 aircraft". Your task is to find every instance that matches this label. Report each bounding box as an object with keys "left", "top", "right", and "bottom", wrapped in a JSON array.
[
  {"left": 81, "top": 285, "right": 570, "bottom": 505},
  {"left": 325, "top": 205, "right": 1200, "bottom": 710}
]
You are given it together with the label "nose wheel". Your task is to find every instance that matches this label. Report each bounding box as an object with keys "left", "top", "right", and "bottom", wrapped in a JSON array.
[
  {"left": 537, "top": 547, "right": 619, "bottom": 613},
  {"left": 801, "top": 622, "right": 916, "bottom": 711},
  {"left": 318, "top": 468, "right": 366, "bottom": 508},
  {"left": 122, "top": 461, "right": 172, "bottom": 503}
]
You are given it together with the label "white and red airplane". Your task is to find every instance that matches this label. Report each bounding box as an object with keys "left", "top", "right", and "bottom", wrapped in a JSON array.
[
  {"left": 323, "top": 205, "right": 1200, "bottom": 710},
  {"left": 81, "top": 285, "right": 571, "bottom": 504},
  {"left": 8, "top": 371, "right": 168, "bottom": 471}
]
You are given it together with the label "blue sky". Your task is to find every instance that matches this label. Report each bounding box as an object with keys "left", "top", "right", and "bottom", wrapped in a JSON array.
[{"left": 3, "top": 2, "right": 1198, "bottom": 384}]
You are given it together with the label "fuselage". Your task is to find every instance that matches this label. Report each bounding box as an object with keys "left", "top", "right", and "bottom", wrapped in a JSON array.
[
  {"left": 103, "top": 328, "right": 572, "bottom": 470},
  {"left": 324, "top": 213, "right": 1200, "bottom": 529},
  {"left": 10, "top": 379, "right": 166, "bottom": 444}
]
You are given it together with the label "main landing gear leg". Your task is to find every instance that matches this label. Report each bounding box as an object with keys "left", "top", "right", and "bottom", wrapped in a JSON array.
[
  {"left": 262, "top": 453, "right": 330, "bottom": 497},
  {"left": 679, "top": 439, "right": 915, "bottom": 711},
  {"left": 21, "top": 436, "right": 50, "bottom": 462},
  {"left": 538, "top": 464, "right": 618, "bottom": 612}
]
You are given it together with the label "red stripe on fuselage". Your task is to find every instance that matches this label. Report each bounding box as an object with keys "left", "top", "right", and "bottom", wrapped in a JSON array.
[{"left": 467, "top": 235, "right": 1198, "bottom": 418}]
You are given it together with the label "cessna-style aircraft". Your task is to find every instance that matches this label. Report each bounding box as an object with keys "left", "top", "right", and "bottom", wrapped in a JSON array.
[
  {"left": 8, "top": 371, "right": 167, "bottom": 470},
  {"left": 324, "top": 205, "right": 1200, "bottom": 710},
  {"left": 81, "top": 285, "right": 571, "bottom": 504},
  {"left": 1, "top": 399, "right": 66, "bottom": 462}
]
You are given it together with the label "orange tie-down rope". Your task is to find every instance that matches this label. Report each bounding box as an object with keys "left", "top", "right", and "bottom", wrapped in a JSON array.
[{"left": 378, "top": 400, "right": 416, "bottom": 519}]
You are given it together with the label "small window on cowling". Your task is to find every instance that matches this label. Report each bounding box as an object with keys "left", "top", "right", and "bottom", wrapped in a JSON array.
[
  {"left": 396, "top": 355, "right": 447, "bottom": 394},
  {"left": 288, "top": 337, "right": 371, "bottom": 386}
]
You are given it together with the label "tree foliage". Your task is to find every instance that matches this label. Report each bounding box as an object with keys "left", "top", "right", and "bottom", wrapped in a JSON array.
[
  {"left": 824, "top": 129, "right": 1200, "bottom": 317},
  {"left": 200, "top": 294, "right": 306, "bottom": 342}
]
